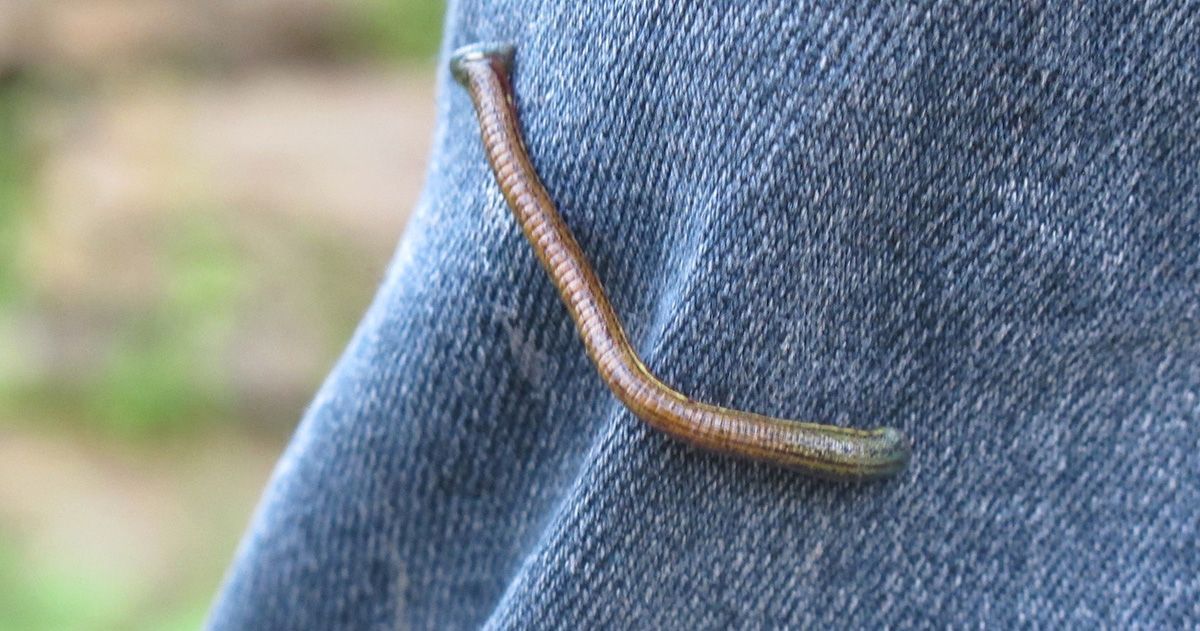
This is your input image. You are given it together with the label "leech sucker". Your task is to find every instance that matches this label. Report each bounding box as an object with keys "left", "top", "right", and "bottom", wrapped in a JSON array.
[{"left": 450, "top": 42, "right": 910, "bottom": 481}]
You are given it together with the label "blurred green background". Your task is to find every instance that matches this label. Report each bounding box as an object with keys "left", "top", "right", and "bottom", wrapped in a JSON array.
[{"left": 0, "top": 1, "right": 444, "bottom": 628}]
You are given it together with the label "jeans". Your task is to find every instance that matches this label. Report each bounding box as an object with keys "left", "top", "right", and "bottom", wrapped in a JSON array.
[{"left": 209, "top": 1, "right": 1200, "bottom": 628}]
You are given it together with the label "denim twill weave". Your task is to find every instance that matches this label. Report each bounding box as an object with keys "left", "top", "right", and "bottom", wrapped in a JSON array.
[{"left": 210, "top": 1, "right": 1200, "bottom": 628}]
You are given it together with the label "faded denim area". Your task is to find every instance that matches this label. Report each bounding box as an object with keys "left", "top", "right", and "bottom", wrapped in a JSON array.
[{"left": 209, "top": 1, "right": 1199, "bottom": 628}]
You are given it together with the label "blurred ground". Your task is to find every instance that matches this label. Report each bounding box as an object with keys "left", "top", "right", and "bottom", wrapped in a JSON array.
[{"left": 0, "top": 1, "right": 443, "bottom": 628}]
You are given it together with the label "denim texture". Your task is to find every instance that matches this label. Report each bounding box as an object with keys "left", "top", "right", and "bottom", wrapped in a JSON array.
[{"left": 209, "top": 1, "right": 1200, "bottom": 628}]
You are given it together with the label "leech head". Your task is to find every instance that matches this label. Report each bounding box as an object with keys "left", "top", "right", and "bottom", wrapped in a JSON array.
[
  {"left": 855, "top": 427, "right": 912, "bottom": 480},
  {"left": 450, "top": 42, "right": 516, "bottom": 86}
]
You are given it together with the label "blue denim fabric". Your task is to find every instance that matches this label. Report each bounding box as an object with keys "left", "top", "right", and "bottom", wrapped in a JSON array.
[{"left": 209, "top": 1, "right": 1200, "bottom": 628}]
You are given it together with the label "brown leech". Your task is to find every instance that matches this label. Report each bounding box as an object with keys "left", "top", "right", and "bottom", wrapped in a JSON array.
[{"left": 451, "top": 43, "right": 910, "bottom": 480}]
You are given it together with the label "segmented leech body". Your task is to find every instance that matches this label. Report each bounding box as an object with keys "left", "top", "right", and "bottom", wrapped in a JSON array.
[{"left": 451, "top": 43, "right": 911, "bottom": 480}]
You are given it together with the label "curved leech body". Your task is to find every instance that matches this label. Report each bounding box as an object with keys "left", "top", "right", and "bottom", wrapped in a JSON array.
[{"left": 451, "top": 43, "right": 910, "bottom": 480}]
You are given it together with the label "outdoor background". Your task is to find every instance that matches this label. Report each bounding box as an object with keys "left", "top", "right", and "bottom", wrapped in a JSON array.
[{"left": 0, "top": 1, "right": 444, "bottom": 628}]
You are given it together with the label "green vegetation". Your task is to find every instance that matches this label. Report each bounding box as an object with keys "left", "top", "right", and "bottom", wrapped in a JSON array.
[
  {"left": 0, "top": 494, "right": 240, "bottom": 630},
  {"left": 341, "top": 0, "right": 448, "bottom": 62},
  {"left": 87, "top": 211, "right": 247, "bottom": 436},
  {"left": 0, "top": 537, "right": 132, "bottom": 631},
  {"left": 0, "top": 1, "right": 447, "bottom": 628},
  {"left": 0, "top": 207, "right": 248, "bottom": 438},
  {"left": 0, "top": 74, "right": 32, "bottom": 307}
]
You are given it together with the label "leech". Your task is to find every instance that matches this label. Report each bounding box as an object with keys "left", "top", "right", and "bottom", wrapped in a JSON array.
[{"left": 451, "top": 43, "right": 911, "bottom": 480}]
